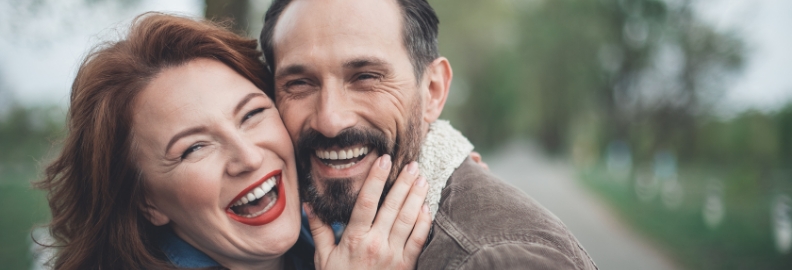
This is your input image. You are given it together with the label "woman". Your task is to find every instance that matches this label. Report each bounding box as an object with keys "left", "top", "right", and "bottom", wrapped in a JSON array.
[{"left": 37, "top": 13, "right": 431, "bottom": 269}]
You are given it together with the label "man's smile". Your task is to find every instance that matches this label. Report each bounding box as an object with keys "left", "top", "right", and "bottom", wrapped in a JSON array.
[
  {"left": 315, "top": 145, "right": 370, "bottom": 169},
  {"left": 310, "top": 144, "right": 379, "bottom": 179}
]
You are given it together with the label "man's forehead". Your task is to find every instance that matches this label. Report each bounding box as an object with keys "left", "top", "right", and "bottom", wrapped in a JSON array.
[{"left": 271, "top": 0, "right": 404, "bottom": 60}]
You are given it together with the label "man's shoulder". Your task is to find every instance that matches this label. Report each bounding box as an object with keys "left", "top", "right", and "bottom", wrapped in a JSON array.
[
  {"left": 417, "top": 158, "right": 597, "bottom": 269},
  {"left": 438, "top": 157, "right": 568, "bottom": 239}
]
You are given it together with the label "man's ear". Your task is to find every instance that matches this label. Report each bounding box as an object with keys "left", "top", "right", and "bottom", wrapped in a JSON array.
[
  {"left": 143, "top": 199, "right": 170, "bottom": 226},
  {"left": 422, "top": 57, "right": 453, "bottom": 123}
]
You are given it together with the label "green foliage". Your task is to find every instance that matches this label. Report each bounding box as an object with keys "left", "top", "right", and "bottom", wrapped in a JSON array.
[
  {"left": 0, "top": 106, "right": 63, "bottom": 270},
  {"left": 436, "top": 0, "right": 744, "bottom": 156}
]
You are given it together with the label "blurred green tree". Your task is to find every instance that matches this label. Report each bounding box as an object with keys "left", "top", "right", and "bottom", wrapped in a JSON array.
[
  {"left": 437, "top": 0, "right": 743, "bottom": 159},
  {"left": 205, "top": 0, "right": 251, "bottom": 35}
]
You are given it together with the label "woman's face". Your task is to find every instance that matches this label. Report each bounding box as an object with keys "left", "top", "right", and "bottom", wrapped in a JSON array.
[{"left": 132, "top": 58, "right": 300, "bottom": 268}]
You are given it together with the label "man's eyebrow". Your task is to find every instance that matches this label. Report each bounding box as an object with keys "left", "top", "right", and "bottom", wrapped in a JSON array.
[
  {"left": 343, "top": 57, "right": 390, "bottom": 69},
  {"left": 274, "top": 64, "right": 308, "bottom": 81},
  {"left": 234, "top": 92, "right": 266, "bottom": 115},
  {"left": 165, "top": 126, "right": 208, "bottom": 154}
]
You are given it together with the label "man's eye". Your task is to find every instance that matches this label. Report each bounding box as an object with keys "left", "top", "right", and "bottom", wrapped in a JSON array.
[
  {"left": 285, "top": 79, "right": 309, "bottom": 88},
  {"left": 181, "top": 144, "right": 203, "bottom": 160},
  {"left": 356, "top": 73, "right": 380, "bottom": 81},
  {"left": 242, "top": 108, "right": 265, "bottom": 123}
]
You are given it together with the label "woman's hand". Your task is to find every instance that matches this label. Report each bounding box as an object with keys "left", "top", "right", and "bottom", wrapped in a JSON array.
[
  {"left": 305, "top": 154, "right": 432, "bottom": 270},
  {"left": 470, "top": 151, "right": 489, "bottom": 171}
]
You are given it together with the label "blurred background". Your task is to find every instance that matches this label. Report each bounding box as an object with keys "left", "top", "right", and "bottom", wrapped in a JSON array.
[{"left": 1, "top": 0, "right": 790, "bottom": 269}]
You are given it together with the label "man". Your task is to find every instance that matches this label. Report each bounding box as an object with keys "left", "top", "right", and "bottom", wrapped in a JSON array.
[{"left": 260, "top": 0, "right": 597, "bottom": 268}]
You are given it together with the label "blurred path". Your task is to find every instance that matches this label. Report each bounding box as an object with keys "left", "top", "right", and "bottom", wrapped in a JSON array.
[{"left": 486, "top": 141, "right": 679, "bottom": 270}]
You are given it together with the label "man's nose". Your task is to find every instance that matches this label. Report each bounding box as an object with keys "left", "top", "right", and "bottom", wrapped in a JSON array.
[
  {"left": 312, "top": 82, "right": 357, "bottom": 138},
  {"left": 226, "top": 135, "right": 263, "bottom": 177}
]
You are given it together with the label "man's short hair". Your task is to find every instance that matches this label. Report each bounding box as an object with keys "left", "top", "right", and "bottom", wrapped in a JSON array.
[{"left": 259, "top": 0, "right": 440, "bottom": 83}]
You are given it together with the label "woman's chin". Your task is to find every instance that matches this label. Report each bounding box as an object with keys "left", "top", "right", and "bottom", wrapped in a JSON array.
[{"left": 226, "top": 178, "right": 302, "bottom": 256}]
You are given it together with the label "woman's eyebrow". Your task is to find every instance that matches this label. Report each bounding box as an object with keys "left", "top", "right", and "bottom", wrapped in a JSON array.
[
  {"left": 165, "top": 126, "right": 208, "bottom": 153},
  {"left": 234, "top": 92, "right": 266, "bottom": 115}
]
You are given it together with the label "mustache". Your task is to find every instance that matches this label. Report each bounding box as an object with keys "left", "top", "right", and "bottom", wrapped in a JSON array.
[{"left": 294, "top": 127, "right": 393, "bottom": 160}]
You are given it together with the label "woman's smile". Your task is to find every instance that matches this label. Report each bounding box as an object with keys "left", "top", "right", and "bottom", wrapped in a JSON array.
[{"left": 226, "top": 170, "right": 287, "bottom": 225}]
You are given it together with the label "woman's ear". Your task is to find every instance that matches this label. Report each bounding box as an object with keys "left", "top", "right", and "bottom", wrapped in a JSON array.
[
  {"left": 143, "top": 199, "right": 170, "bottom": 226},
  {"left": 422, "top": 57, "right": 453, "bottom": 123}
]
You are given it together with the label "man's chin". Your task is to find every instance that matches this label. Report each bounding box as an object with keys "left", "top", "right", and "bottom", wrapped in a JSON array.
[
  {"left": 302, "top": 151, "right": 389, "bottom": 225},
  {"left": 303, "top": 176, "right": 357, "bottom": 225}
]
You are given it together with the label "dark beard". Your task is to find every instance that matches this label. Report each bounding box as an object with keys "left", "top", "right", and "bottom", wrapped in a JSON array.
[{"left": 294, "top": 102, "right": 423, "bottom": 225}]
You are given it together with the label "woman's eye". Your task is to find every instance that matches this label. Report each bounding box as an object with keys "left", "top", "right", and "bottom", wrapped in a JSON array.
[
  {"left": 242, "top": 108, "right": 265, "bottom": 123},
  {"left": 181, "top": 144, "right": 203, "bottom": 160}
]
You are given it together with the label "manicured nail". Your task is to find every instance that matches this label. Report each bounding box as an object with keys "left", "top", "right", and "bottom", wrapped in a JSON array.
[
  {"left": 416, "top": 176, "right": 426, "bottom": 187},
  {"left": 379, "top": 154, "right": 391, "bottom": 169},
  {"left": 422, "top": 204, "right": 429, "bottom": 213},
  {"left": 408, "top": 162, "right": 419, "bottom": 175}
]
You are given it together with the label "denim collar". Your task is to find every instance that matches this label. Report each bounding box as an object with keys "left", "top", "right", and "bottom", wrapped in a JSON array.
[
  {"left": 159, "top": 214, "right": 317, "bottom": 270},
  {"left": 159, "top": 229, "right": 221, "bottom": 268}
]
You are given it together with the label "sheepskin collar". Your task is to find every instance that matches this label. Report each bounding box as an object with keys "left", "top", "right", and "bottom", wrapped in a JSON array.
[{"left": 417, "top": 120, "right": 474, "bottom": 219}]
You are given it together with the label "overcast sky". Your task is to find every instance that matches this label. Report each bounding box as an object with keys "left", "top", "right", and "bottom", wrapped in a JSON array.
[
  {"left": 0, "top": 0, "right": 203, "bottom": 106},
  {"left": 695, "top": 0, "right": 792, "bottom": 115},
  {"left": 0, "top": 0, "right": 789, "bottom": 116}
]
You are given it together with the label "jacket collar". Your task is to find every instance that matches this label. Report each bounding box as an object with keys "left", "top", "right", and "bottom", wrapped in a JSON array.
[
  {"left": 159, "top": 229, "right": 221, "bottom": 268},
  {"left": 417, "top": 120, "right": 474, "bottom": 219}
]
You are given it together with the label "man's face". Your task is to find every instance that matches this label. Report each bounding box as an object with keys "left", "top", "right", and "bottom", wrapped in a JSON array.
[{"left": 271, "top": 0, "right": 426, "bottom": 224}]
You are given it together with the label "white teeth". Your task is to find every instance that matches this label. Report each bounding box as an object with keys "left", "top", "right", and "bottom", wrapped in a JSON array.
[
  {"left": 253, "top": 187, "right": 265, "bottom": 198},
  {"left": 316, "top": 146, "right": 370, "bottom": 160},
  {"left": 232, "top": 176, "right": 279, "bottom": 207}
]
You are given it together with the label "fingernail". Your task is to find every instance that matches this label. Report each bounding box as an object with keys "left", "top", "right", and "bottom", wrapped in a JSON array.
[
  {"left": 303, "top": 203, "right": 314, "bottom": 219},
  {"left": 416, "top": 176, "right": 426, "bottom": 187},
  {"left": 408, "top": 162, "right": 419, "bottom": 175},
  {"left": 422, "top": 204, "right": 429, "bottom": 213},
  {"left": 379, "top": 154, "right": 391, "bottom": 169}
]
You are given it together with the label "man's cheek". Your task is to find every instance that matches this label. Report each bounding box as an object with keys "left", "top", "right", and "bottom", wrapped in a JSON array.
[{"left": 278, "top": 112, "right": 302, "bottom": 142}]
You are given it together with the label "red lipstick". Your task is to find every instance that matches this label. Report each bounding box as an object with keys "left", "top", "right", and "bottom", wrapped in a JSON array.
[{"left": 225, "top": 170, "right": 287, "bottom": 226}]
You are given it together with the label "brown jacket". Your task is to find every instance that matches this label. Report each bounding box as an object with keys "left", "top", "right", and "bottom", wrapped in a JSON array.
[{"left": 416, "top": 158, "right": 597, "bottom": 269}]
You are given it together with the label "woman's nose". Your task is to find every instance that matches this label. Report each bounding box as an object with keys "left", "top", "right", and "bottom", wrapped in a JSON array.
[{"left": 226, "top": 136, "right": 263, "bottom": 177}]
